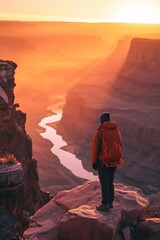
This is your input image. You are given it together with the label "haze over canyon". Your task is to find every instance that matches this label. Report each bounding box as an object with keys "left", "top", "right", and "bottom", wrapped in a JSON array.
[{"left": 0, "top": 21, "right": 160, "bottom": 239}]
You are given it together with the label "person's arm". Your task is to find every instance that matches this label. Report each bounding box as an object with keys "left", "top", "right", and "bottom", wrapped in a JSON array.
[{"left": 117, "top": 128, "right": 123, "bottom": 146}]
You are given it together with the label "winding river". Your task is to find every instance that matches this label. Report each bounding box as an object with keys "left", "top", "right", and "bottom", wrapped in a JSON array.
[{"left": 39, "top": 101, "right": 97, "bottom": 180}]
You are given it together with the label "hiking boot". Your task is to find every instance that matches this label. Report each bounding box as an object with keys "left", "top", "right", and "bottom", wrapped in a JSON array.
[{"left": 96, "top": 204, "right": 109, "bottom": 211}]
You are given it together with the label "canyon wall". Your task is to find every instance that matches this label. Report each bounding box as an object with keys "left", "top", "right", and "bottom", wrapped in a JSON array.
[
  {"left": 59, "top": 38, "right": 160, "bottom": 194},
  {"left": 0, "top": 60, "right": 50, "bottom": 230},
  {"left": 112, "top": 38, "right": 160, "bottom": 105},
  {"left": 0, "top": 162, "right": 24, "bottom": 238}
]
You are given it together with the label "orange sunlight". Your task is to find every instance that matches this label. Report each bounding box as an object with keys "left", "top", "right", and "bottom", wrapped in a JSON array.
[
  {"left": 0, "top": 0, "right": 160, "bottom": 24},
  {"left": 113, "top": 1, "right": 159, "bottom": 23},
  {"left": 0, "top": 13, "right": 83, "bottom": 22}
]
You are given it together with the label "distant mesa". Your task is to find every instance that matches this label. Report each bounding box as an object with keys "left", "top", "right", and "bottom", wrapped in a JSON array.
[
  {"left": 125, "top": 38, "right": 160, "bottom": 70},
  {"left": 0, "top": 36, "right": 34, "bottom": 53}
]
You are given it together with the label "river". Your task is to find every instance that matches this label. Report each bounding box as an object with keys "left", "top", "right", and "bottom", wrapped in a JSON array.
[{"left": 39, "top": 101, "right": 97, "bottom": 180}]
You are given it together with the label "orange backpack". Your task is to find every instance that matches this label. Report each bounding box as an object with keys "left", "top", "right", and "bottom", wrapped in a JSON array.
[{"left": 100, "top": 121, "right": 123, "bottom": 167}]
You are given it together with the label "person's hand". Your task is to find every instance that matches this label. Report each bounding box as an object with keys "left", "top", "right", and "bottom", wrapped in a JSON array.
[{"left": 92, "top": 163, "right": 98, "bottom": 170}]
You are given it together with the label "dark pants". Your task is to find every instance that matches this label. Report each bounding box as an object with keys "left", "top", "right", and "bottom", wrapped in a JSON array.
[{"left": 97, "top": 161, "right": 117, "bottom": 205}]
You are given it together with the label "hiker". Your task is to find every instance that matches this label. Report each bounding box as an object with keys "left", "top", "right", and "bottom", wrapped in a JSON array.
[{"left": 91, "top": 112, "right": 123, "bottom": 211}]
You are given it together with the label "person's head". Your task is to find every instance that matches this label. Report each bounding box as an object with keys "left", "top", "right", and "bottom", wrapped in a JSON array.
[{"left": 100, "top": 112, "right": 111, "bottom": 123}]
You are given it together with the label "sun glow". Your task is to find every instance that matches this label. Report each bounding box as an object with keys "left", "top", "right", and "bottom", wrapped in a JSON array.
[
  {"left": 0, "top": 0, "right": 159, "bottom": 23},
  {"left": 113, "top": 2, "right": 159, "bottom": 23}
]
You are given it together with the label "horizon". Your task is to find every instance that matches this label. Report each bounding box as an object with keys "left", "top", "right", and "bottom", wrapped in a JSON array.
[
  {"left": 0, "top": 18, "right": 160, "bottom": 25},
  {"left": 0, "top": 0, "right": 160, "bottom": 24}
]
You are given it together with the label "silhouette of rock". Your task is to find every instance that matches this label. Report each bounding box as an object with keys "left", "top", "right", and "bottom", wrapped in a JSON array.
[
  {"left": 125, "top": 38, "right": 160, "bottom": 70},
  {"left": 135, "top": 218, "right": 160, "bottom": 240},
  {"left": 0, "top": 60, "right": 44, "bottom": 213},
  {"left": 0, "top": 60, "right": 50, "bottom": 236},
  {"left": 0, "top": 212, "right": 17, "bottom": 240},
  {"left": 113, "top": 38, "right": 160, "bottom": 105},
  {"left": 0, "top": 163, "right": 23, "bottom": 238},
  {"left": 24, "top": 181, "right": 150, "bottom": 240}
]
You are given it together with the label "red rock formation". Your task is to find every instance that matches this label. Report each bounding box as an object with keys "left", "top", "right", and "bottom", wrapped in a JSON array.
[
  {"left": 125, "top": 38, "right": 160, "bottom": 70},
  {"left": 0, "top": 60, "right": 45, "bottom": 214},
  {"left": 0, "top": 162, "right": 24, "bottom": 214},
  {"left": 0, "top": 162, "right": 24, "bottom": 238},
  {"left": 23, "top": 181, "right": 156, "bottom": 240},
  {"left": 113, "top": 38, "right": 160, "bottom": 105}
]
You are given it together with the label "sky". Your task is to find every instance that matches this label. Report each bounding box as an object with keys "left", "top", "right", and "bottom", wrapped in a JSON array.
[{"left": 0, "top": 0, "right": 160, "bottom": 23}]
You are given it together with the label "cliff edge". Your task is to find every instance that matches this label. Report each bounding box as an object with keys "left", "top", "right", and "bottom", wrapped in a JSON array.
[
  {"left": 0, "top": 60, "right": 50, "bottom": 237},
  {"left": 24, "top": 181, "right": 160, "bottom": 240}
]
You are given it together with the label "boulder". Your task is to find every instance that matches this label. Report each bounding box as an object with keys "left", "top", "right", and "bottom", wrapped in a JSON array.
[
  {"left": 24, "top": 181, "right": 149, "bottom": 240},
  {"left": 58, "top": 204, "right": 120, "bottom": 240},
  {"left": 135, "top": 218, "right": 160, "bottom": 240},
  {"left": 148, "top": 192, "right": 160, "bottom": 207},
  {"left": 24, "top": 200, "right": 66, "bottom": 240}
]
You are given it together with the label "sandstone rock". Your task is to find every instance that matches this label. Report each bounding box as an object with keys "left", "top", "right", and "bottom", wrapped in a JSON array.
[
  {"left": 126, "top": 38, "right": 160, "bottom": 70},
  {"left": 54, "top": 180, "right": 101, "bottom": 210},
  {"left": 148, "top": 192, "right": 160, "bottom": 207},
  {"left": 0, "top": 60, "right": 50, "bottom": 237},
  {"left": 0, "top": 85, "right": 8, "bottom": 102},
  {"left": 0, "top": 60, "right": 45, "bottom": 215},
  {"left": 0, "top": 163, "right": 24, "bottom": 215},
  {"left": 135, "top": 192, "right": 160, "bottom": 239},
  {"left": 58, "top": 204, "right": 120, "bottom": 240},
  {"left": 24, "top": 200, "right": 66, "bottom": 240},
  {"left": 0, "top": 95, "right": 8, "bottom": 110},
  {"left": 0, "top": 60, "right": 16, "bottom": 104},
  {"left": 142, "top": 192, "right": 160, "bottom": 220},
  {"left": 135, "top": 218, "right": 160, "bottom": 240},
  {"left": 24, "top": 181, "right": 149, "bottom": 240},
  {"left": 115, "top": 184, "right": 149, "bottom": 225},
  {"left": 122, "top": 227, "right": 133, "bottom": 240},
  {"left": 0, "top": 212, "right": 17, "bottom": 240}
]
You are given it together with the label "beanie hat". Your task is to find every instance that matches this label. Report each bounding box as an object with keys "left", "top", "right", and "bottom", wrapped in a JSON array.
[{"left": 100, "top": 112, "right": 111, "bottom": 123}]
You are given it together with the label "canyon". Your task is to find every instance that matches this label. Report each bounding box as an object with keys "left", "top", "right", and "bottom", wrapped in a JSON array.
[
  {"left": 57, "top": 38, "right": 160, "bottom": 195},
  {"left": 0, "top": 20, "right": 160, "bottom": 239},
  {"left": 24, "top": 36, "right": 160, "bottom": 239}
]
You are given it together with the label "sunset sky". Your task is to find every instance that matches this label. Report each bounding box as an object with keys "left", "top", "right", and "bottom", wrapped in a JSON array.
[{"left": 0, "top": 0, "right": 160, "bottom": 23}]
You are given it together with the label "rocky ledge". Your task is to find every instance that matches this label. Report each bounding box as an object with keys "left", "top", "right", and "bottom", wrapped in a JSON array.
[
  {"left": 23, "top": 181, "right": 160, "bottom": 240},
  {"left": 0, "top": 162, "right": 24, "bottom": 238}
]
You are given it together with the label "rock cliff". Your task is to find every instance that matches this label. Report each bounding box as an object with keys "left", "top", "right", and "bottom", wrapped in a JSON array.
[
  {"left": 0, "top": 60, "right": 50, "bottom": 237},
  {"left": 112, "top": 38, "right": 160, "bottom": 105},
  {"left": 124, "top": 38, "right": 160, "bottom": 70},
  {"left": 24, "top": 181, "right": 160, "bottom": 240},
  {"left": 58, "top": 38, "right": 160, "bottom": 194}
]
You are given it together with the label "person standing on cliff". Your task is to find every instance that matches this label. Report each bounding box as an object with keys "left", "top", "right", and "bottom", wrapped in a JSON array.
[{"left": 91, "top": 112, "right": 123, "bottom": 211}]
